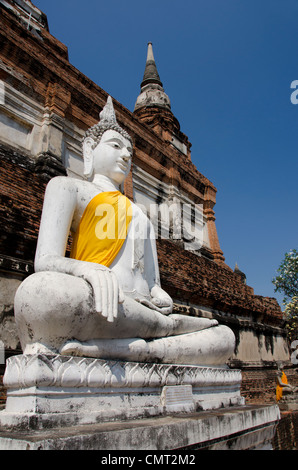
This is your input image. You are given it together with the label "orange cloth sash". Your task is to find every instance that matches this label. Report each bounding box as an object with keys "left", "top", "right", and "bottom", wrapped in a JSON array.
[{"left": 70, "top": 191, "right": 132, "bottom": 267}]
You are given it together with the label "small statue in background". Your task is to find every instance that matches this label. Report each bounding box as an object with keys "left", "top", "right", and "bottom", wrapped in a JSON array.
[{"left": 276, "top": 362, "right": 298, "bottom": 401}]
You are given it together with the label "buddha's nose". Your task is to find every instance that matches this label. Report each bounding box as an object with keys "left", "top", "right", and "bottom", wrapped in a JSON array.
[{"left": 121, "top": 148, "right": 131, "bottom": 161}]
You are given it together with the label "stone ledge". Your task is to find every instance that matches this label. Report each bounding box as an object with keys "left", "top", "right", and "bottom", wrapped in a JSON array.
[
  {"left": 0, "top": 254, "right": 33, "bottom": 276},
  {"left": 0, "top": 405, "right": 280, "bottom": 450}
]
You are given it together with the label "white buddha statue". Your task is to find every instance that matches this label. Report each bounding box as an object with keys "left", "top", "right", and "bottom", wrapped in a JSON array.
[{"left": 14, "top": 96, "right": 235, "bottom": 366}]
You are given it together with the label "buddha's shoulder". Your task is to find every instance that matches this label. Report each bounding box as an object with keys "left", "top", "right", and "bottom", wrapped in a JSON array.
[{"left": 46, "top": 176, "right": 89, "bottom": 194}]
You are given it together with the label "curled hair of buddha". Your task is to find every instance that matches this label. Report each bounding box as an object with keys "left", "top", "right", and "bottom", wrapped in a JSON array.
[{"left": 83, "top": 96, "right": 133, "bottom": 149}]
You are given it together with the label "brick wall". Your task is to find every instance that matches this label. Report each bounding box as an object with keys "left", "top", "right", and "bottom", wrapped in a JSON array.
[
  {"left": 0, "top": 143, "right": 46, "bottom": 262},
  {"left": 157, "top": 238, "right": 283, "bottom": 325},
  {"left": 273, "top": 411, "right": 298, "bottom": 450}
]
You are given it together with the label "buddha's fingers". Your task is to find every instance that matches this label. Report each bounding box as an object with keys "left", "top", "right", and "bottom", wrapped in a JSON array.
[
  {"left": 110, "top": 271, "right": 118, "bottom": 320},
  {"left": 85, "top": 270, "right": 102, "bottom": 314},
  {"left": 99, "top": 271, "right": 108, "bottom": 320},
  {"left": 118, "top": 287, "right": 125, "bottom": 304},
  {"left": 104, "top": 270, "right": 114, "bottom": 323}
]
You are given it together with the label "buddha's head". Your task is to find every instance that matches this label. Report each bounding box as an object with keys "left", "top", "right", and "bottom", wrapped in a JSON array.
[{"left": 83, "top": 96, "right": 133, "bottom": 184}]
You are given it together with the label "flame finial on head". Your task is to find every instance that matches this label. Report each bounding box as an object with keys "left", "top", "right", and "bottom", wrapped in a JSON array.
[{"left": 99, "top": 95, "right": 117, "bottom": 125}]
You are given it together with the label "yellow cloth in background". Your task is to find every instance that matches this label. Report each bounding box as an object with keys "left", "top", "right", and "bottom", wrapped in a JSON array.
[
  {"left": 276, "top": 371, "right": 288, "bottom": 402},
  {"left": 70, "top": 191, "right": 132, "bottom": 267}
]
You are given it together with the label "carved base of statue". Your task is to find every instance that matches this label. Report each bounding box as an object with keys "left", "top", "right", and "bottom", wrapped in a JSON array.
[
  {"left": 0, "top": 354, "right": 244, "bottom": 431},
  {"left": 277, "top": 392, "right": 298, "bottom": 411}
]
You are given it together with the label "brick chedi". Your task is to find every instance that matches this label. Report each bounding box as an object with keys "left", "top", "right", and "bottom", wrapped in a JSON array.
[
  {"left": 132, "top": 43, "right": 284, "bottom": 328},
  {"left": 0, "top": 0, "right": 294, "bottom": 407}
]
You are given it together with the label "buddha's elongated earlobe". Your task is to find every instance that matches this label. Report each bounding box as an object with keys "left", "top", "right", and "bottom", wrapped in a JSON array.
[{"left": 83, "top": 136, "right": 94, "bottom": 178}]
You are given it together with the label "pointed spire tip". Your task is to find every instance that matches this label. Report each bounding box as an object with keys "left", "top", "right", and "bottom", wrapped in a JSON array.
[{"left": 141, "top": 42, "right": 162, "bottom": 88}]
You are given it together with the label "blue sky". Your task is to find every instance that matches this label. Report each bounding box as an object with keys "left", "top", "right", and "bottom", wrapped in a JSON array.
[{"left": 33, "top": 0, "right": 298, "bottom": 307}]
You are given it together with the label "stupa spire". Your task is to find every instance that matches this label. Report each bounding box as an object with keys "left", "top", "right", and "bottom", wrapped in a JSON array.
[
  {"left": 134, "top": 42, "right": 171, "bottom": 112},
  {"left": 141, "top": 42, "right": 163, "bottom": 88}
]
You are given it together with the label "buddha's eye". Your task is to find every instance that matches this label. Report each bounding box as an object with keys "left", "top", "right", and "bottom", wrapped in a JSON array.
[{"left": 112, "top": 143, "right": 120, "bottom": 149}]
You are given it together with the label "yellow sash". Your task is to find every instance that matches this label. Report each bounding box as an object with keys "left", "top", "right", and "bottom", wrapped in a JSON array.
[
  {"left": 70, "top": 191, "right": 132, "bottom": 267},
  {"left": 276, "top": 371, "right": 288, "bottom": 401}
]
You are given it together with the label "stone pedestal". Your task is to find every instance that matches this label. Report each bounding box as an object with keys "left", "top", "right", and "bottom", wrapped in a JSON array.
[
  {"left": 278, "top": 392, "right": 298, "bottom": 411},
  {"left": 0, "top": 354, "right": 281, "bottom": 450},
  {"left": 0, "top": 354, "right": 244, "bottom": 430}
]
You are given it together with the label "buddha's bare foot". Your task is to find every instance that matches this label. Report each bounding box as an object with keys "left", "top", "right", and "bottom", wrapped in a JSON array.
[
  {"left": 60, "top": 340, "right": 90, "bottom": 357},
  {"left": 24, "top": 342, "right": 57, "bottom": 355}
]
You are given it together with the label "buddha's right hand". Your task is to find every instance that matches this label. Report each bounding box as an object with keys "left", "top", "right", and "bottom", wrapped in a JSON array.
[{"left": 72, "top": 263, "right": 124, "bottom": 322}]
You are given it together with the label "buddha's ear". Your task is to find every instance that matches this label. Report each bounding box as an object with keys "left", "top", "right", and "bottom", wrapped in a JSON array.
[{"left": 83, "top": 136, "right": 94, "bottom": 178}]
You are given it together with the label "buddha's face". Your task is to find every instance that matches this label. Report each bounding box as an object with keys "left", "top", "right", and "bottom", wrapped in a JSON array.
[{"left": 92, "top": 130, "right": 132, "bottom": 184}]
